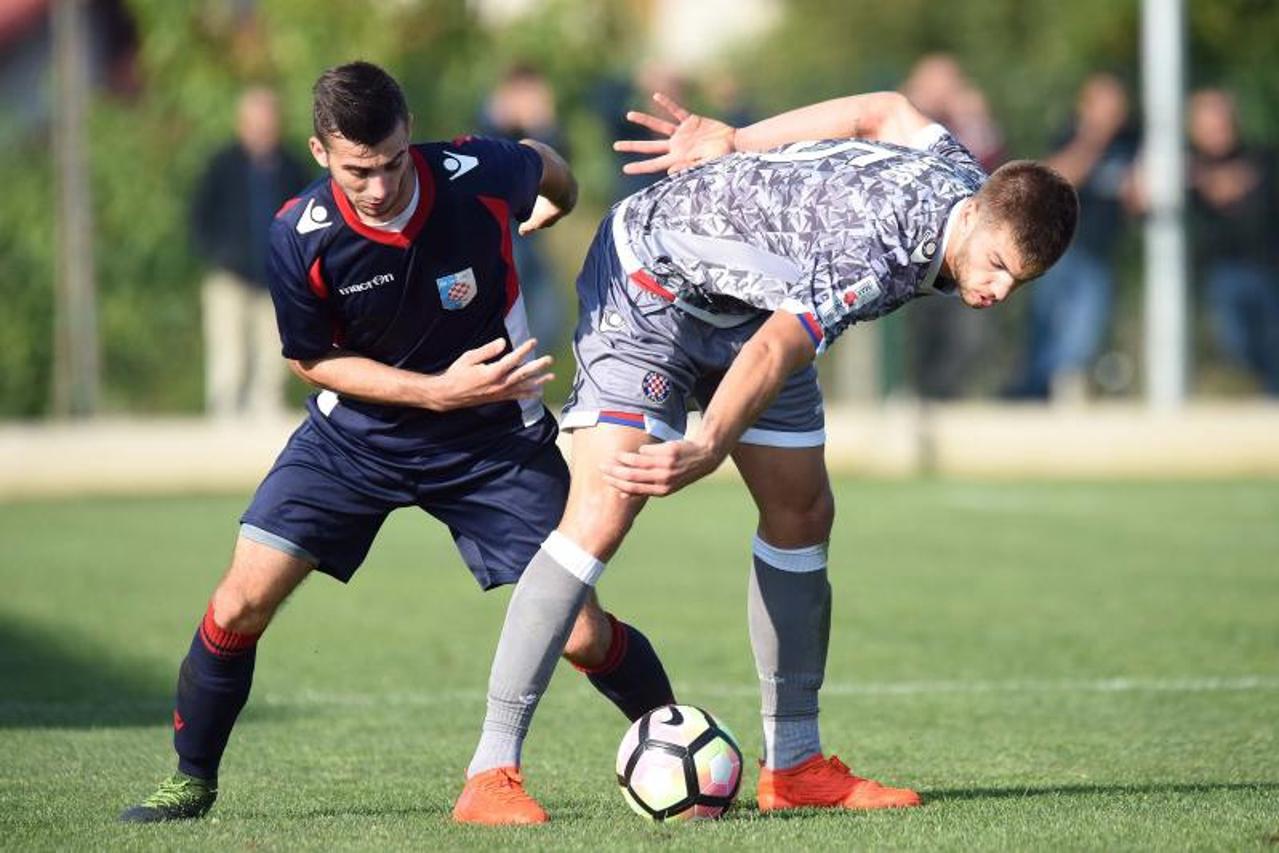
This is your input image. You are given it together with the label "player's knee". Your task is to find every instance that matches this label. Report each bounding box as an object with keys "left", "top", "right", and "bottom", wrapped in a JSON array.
[
  {"left": 209, "top": 584, "right": 277, "bottom": 635},
  {"left": 559, "top": 494, "right": 638, "bottom": 563},
  {"left": 761, "top": 485, "right": 835, "bottom": 545}
]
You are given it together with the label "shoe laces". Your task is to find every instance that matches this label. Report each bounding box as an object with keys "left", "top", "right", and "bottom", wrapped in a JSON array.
[
  {"left": 480, "top": 769, "right": 534, "bottom": 805},
  {"left": 141, "top": 776, "right": 206, "bottom": 809}
]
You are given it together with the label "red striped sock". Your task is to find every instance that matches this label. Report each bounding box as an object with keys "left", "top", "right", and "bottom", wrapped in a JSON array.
[{"left": 198, "top": 602, "right": 260, "bottom": 657}]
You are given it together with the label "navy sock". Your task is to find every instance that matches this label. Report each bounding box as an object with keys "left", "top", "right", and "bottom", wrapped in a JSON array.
[
  {"left": 578, "top": 614, "right": 675, "bottom": 721},
  {"left": 173, "top": 604, "right": 260, "bottom": 780}
]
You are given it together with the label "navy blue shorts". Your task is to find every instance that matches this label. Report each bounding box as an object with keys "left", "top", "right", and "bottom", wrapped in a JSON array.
[{"left": 240, "top": 407, "right": 567, "bottom": 590}]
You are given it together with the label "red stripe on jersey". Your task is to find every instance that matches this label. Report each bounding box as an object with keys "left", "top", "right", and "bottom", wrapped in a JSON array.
[
  {"left": 629, "top": 269, "right": 675, "bottom": 301},
  {"left": 477, "top": 195, "right": 520, "bottom": 313},
  {"left": 599, "top": 409, "right": 646, "bottom": 427},
  {"left": 307, "top": 257, "right": 328, "bottom": 299},
  {"left": 797, "top": 312, "right": 823, "bottom": 348},
  {"left": 275, "top": 196, "right": 302, "bottom": 218},
  {"left": 330, "top": 147, "right": 435, "bottom": 249}
]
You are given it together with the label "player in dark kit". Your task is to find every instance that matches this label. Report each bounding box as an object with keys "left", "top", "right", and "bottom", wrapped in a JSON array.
[
  {"left": 121, "top": 62, "right": 674, "bottom": 825},
  {"left": 460, "top": 90, "right": 1079, "bottom": 818}
]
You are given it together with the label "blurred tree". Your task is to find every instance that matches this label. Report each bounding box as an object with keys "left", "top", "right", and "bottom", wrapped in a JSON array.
[{"left": 1, "top": 0, "right": 1276, "bottom": 415}]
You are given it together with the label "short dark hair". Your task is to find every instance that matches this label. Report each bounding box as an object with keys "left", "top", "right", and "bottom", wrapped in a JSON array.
[
  {"left": 312, "top": 61, "right": 408, "bottom": 147},
  {"left": 976, "top": 160, "right": 1079, "bottom": 277}
]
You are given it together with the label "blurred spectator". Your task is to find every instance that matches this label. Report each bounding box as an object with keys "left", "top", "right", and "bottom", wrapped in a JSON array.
[
  {"left": 899, "top": 53, "right": 1006, "bottom": 398},
  {"left": 0, "top": 0, "right": 139, "bottom": 142},
  {"left": 192, "top": 86, "right": 309, "bottom": 419},
  {"left": 700, "top": 66, "right": 756, "bottom": 131},
  {"left": 1005, "top": 72, "right": 1138, "bottom": 402},
  {"left": 477, "top": 63, "right": 568, "bottom": 354},
  {"left": 593, "top": 60, "right": 690, "bottom": 201},
  {"left": 1187, "top": 88, "right": 1279, "bottom": 395}
]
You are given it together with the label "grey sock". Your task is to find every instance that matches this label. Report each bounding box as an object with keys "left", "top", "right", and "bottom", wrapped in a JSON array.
[
  {"left": 466, "top": 539, "right": 598, "bottom": 777},
  {"left": 747, "top": 536, "right": 831, "bottom": 770}
]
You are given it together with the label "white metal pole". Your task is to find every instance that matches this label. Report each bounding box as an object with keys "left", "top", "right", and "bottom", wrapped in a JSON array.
[
  {"left": 1141, "top": 0, "right": 1188, "bottom": 409},
  {"left": 51, "top": 0, "right": 99, "bottom": 417}
]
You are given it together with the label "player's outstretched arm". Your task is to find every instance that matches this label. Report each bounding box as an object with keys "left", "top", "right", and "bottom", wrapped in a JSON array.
[
  {"left": 602, "top": 311, "right": 815, "bottom": 497},
  {"left": 616, "top": 91, "right": 932, "bottom": 175},
  {"left": 290, "top": 338, "right": 553, "bottom": 412},
  {"left": 518, "top": 139, "right": 578, "bottom": 235}
]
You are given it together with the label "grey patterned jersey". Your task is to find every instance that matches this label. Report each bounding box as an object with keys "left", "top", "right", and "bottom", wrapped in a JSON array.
[{"left": 614, "top": 123, "right": 988, "bottom": 351}]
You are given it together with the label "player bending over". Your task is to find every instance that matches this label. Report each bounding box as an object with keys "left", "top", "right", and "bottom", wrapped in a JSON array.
[
  {"left": 455, "top": 89, "right": 1078, "bottom": 821},
  {"left": 120, "top": 61, "right": 675, "bottom": 824}
]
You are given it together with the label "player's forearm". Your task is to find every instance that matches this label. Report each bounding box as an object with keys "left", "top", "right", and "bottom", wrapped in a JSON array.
[
  {"left": 694, "top": 314, "right": 816, "bottom": 458},
  {"left": 290, "top": 352, "right": 448, "bottom": 411},
  {"left": 733, "top": 91, "right": 923, "bottom": 152},
  {"left": 521, "top": 139, "right": 578, "bottom": 215}
]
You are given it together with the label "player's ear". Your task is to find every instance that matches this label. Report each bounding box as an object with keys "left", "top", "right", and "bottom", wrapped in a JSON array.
[
  {"left": 405, "top": 113, "right": 414, "bottom": 138},
  {"left": 961, "top": 195, "right": 982, "bottom": 230},
  {"left": 308, "top": 136, "right": 329, "bottom": 169}
]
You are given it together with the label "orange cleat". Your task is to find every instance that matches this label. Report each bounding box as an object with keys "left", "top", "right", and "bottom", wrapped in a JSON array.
[
  {"left": 451, "top": 766, "right": 549, "bottom": 825},
  {"left": 757, "top": 754, "right": 922, "bottom": 812}
]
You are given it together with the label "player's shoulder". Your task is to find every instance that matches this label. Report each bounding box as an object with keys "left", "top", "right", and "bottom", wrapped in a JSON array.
[
  {"left": 415, "top": 136, "right": 537, "bottom": 188},
  {"left": 271, "top": 175, "right": 339, "bottom": 252}
]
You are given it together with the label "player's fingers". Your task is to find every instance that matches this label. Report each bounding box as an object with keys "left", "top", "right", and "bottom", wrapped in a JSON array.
[
  {"left": 602, "top": 471, "right": 669, "bottom": 497},
  {"left": 602, "top": 458, "right": 672, "bottom": 484},
  {"left": 505, "top": 355, "right": 554, "bottom": 386},
  {"left": 493, "top": 338, "right": 539, "bottom": 371},
  {"left": 652, "top": 92, "right": 691, "bottom": 122},
  {"left": 616, "top": 449, "right": 668, "bottom": 469},
  {"left": 512, "top": 374, "right": 555, "bottom": 398},
  {"left": 622, "top": 155, "right": 675, "bottom": 175},
  {"left": 613, "top": 139, "right": 671, "bottom": 154},
  {"left": 460, "top": 337, "right": 508, "bottom": 365},
  {"left": 626, "top": 110, "right": 677, "bottom": 136}
]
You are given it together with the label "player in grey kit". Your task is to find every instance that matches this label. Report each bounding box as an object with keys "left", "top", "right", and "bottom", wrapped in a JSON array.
[{"left": 458, "top": 90, "right": 1078, "bottom": 819}]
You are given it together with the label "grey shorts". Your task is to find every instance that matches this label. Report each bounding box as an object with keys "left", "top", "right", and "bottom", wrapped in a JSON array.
[{"left": 560, "top": 214, "right": 825, "bottom": 448}]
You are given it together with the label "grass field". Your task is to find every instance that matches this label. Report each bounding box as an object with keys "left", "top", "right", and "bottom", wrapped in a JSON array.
[{"left": 2, "top": 479, "right": 1277, "bottom": 850}]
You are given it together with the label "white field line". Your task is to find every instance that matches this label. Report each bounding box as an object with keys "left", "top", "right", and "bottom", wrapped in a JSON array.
[
  {"left": 6, "top": 675, "right": 1275, "bottom": 716},
  {"left": 258, "top": 675, "right": 1279, "bottom": 707}
]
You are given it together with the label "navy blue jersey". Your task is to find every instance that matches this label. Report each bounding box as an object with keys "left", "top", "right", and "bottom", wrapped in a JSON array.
[{"left": 266, "top": 136, "right": 545, "bottom": 451}]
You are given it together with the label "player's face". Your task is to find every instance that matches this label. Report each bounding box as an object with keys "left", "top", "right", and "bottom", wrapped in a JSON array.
[
  {"left": 951, "top": 210, "right": 1034, "bottom": 309},
  {"left": 310, "top": 119, "right": 414, "bottom": 221}
]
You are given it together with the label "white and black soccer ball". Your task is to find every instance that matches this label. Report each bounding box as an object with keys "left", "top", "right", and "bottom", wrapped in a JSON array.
[{"left": 615, "top": 704, "right": 743, "bottom": 821}]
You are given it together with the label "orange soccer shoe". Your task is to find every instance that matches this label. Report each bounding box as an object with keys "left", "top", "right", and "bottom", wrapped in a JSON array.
[
  {"left": 757, "top": 754, "right": 922, "bottom": 812},
  {"left": 451, "top": 766, "right": 549, "bottom": 825}
]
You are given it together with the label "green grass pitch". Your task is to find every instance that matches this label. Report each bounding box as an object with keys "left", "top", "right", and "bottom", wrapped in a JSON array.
[{"left": 2, "top": 479, "right": 1277, "bottom": 849}]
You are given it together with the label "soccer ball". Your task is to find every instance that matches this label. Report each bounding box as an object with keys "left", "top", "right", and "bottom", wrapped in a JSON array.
[{"left": 615, "top": 704, "right": 743, "bottom": 821}]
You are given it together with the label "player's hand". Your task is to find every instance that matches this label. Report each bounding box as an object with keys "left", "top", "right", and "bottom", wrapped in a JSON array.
[
  {"left": 601, "top": 438, "right": 725, "bottom": 497},
  {"left": 614, "top": 93, "right": 737, "bottom": 176},
  {"left": 430, "top": 337, "right": 553, "bottom": 411},
  {"left": 519, "top": 195, "right": 567, "bottom": 235}
]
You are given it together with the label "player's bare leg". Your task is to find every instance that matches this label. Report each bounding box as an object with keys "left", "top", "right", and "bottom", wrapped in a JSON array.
[
  {"left": 733, "top": 442, "right": 920, "bottom": 811},
  {"left": 121, "top": 537, "right": 312, "bottom": 822},
  {"left": 456, "top": 424, "right": 674, "bottom": 825}
]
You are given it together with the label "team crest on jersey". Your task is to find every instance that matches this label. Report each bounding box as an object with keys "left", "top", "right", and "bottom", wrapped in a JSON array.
[
  {"left": 840, "top": 275, "right": 883, "bottom": 310},
  {"left": 437, "top": 268, "right": 478, "bottom": 310},
  {"left": 641, "top": 371, "right": 671, "bottom": 403}
]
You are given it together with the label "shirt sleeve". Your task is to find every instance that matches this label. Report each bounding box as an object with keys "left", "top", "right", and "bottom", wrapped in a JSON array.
[
  {"left": 908, "top": 123, "right": 988, "bottom": 178},
  {"left": 266, "top": 219, "right": 337, "bottom": 360},
  {"left": 777, "top": 246, "right": 887, "bottom": 356},
  {"left": 452, "top": 136, "right": 544, "bottom": 222}
]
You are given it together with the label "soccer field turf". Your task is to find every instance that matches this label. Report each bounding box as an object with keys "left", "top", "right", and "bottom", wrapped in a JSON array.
[{"left": 2, "top": 479, "right": 1276, "bottom": 850}]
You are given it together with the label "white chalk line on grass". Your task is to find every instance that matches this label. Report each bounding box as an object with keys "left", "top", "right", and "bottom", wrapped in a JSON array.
[
  {"left": 5, "top": 675, "right": 1277, "bottom": 717},
  {"left": 263, "top": 675, "right": 1279, "bottom": 707}
]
